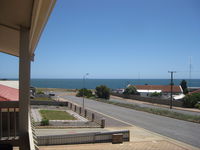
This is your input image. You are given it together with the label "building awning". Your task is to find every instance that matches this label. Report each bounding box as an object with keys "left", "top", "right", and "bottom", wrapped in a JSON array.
[{"left": 0, "top": 0, "right": 56, "bottom": 57}]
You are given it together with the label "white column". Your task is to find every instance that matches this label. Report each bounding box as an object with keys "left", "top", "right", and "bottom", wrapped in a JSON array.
[{"left": 19, "top": 27, "right": 31, "bottom": 150}]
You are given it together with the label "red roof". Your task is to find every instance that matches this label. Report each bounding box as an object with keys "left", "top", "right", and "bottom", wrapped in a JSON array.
[
  {"left": 189, "top": 89, "right": 200, "bottom": 94},
  {"left": 134, "top": 85, "right": 182, "bottom": 93},
  {"left": 0, "top": 84, "right": 19, "bottom": 101}
]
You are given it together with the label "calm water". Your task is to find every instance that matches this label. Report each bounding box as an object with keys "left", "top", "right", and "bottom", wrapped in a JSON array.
[{"left": 30, "top": 79, "right": 200, "bottom": 89}]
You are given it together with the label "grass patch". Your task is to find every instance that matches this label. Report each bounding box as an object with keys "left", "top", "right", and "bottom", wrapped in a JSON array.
[
  {"left": 90, "top": 98, "right": 200, "bottom": 124},
  {"left": 39, "top": 110, "right": 77, "bottom": 120},
  {"left": 36, "top": 88, "right": 76, "bottom": 92}
]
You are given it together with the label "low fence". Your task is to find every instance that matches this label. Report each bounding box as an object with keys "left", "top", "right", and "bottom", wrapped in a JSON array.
[
  {"left": 37, "top": 130, "right": 129, "bottom": 146},
  {"left": 31, "top": 100, "right": 68, "bottom": 106},
  {"left": 67, "top": 102, "right": 105, "bottom": 128},
  {"left": 111, "top": 93, "right": 183, "bottom": 107}
]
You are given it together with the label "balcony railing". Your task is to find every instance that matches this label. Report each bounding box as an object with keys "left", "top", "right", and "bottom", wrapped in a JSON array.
[
  {"left": 0, "top": 101, "right": 38, "bottom": 150},
  {"left": 0, "top": 101, "right": 19, "bottom": 142}
]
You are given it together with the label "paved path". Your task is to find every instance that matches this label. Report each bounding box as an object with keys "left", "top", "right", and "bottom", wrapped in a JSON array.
[{"left": 58, "top": 94, "right": 200, "bottom": 148}]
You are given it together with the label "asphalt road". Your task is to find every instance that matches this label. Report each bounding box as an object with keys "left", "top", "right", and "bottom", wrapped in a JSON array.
[{"left": 59, "top": 94, "right": 200, "bottom": 148}]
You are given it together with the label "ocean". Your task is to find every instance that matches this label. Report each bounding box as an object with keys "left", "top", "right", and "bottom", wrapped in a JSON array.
[{"left": 30, "top": 79, "right": 200, "bottom": 89}]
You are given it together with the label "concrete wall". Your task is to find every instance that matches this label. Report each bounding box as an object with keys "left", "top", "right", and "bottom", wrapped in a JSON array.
[
  {"left": 112, "top": 93, "right": 183, "bottom": 107},
  {"left": 37, "top": 130, "right": 129, "bottom": 145}
]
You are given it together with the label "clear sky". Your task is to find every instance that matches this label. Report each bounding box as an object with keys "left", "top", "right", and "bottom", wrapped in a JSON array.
[{"left": 0, "top": 0, "right": 200, "bottom": 79}]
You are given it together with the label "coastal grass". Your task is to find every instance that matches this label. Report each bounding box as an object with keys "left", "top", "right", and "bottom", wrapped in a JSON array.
[
  {"left": 39, "top": 110, "right": 77, "bottom": 120},
  {"left": 90, "top": 98, "right": 200, "bottom": 124},
  {"left": 36, "top": 88, "right": 76, "bottom": 92}
]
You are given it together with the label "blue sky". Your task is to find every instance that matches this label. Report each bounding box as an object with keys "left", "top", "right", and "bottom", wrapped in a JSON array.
[{"left": 0, "top": 0, "right": 200, "bottom": 79}]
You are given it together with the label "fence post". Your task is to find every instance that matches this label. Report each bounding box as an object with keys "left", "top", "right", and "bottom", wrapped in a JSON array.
[
  {"left": 79, "top": 107, "right": 82, "bottom": 115},
  {"left": 70, "top": 103, "right": 72, "bottom": 109},
  {"left": 84, "top": 110, "right": 87, "bottom": 118},
  {"left": 101, "top": 118, "right": 105, "bottom": 128},
  {"left": 92, "top": 113, "right": 95, "bottom": 122},
  {"left": 75, "top": 105, "right": 76, "bottom": 112}
]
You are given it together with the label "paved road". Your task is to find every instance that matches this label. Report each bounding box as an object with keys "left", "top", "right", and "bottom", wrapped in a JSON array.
[{"left": 59, "top": 94, "right": 200, "bottom": 148}]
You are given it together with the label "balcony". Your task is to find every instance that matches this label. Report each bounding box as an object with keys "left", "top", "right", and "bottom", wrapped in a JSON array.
[{"left": 0, "top": 101, "right": 38, "bottom": 150}]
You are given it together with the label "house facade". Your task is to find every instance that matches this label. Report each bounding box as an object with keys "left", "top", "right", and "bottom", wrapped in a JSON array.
[{"left": 134, "top": 85, "right": 183, "bottom": 99}]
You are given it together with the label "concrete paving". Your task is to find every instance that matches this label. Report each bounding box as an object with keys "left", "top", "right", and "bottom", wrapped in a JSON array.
[{"left": 38, "top": 126, "right": 200, "bottom": 150}]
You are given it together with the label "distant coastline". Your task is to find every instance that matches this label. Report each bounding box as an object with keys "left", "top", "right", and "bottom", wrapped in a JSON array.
[
  {"left": 2, "top": 78, "right": 200, "bottom": 89},
  {"left": 29, "top": 79, "right": 200, "bottom": 89}
]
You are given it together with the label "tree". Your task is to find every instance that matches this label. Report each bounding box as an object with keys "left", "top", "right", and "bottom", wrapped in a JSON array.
[
  {"left": 76, "top": 88, "right": 93, "bottom": 98},
  {"left": 95, "top": 85, "right": 110, "bottom": 99},
  {"left": 123, "top": 85, "right": 139, "bottom": 95},
  {"left": 150, "top": 92, "right": 162, "bottom": 97},
  {"left": 183, "top": 93, "right": 200, "bottom": 108},
  {"left": 180, "top": 80, "right": 188, "bottom": 94}
]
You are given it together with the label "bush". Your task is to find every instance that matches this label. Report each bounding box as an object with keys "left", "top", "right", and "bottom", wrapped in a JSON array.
[
  {"left": 180, "top": 80, "right": 188, "bottom": 94},
  {"left": 195, "top": 103, "right": 200, "bottom": 109},
  {"left": 95, "top": 85, "right": 110, "bottom": 99},
  {"left": 76, "top": 88, "right": 93, "bottom": 98},
  {"left": 150, "top": 92, "right": 162, "bottom": 97},
  {"left": 40, "top": 118, "right": 49, "bottom": 126},
  {"left": 123, "top": 85, "right": 139, "bottom": 95},
  {"left": 36, "top": 89, "right": 44, "bottom": 95},
  {"left": 183, "top": 93, "right": 200, "bottom": 108}
]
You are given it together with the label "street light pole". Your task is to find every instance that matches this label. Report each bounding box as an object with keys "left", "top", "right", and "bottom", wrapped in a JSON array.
[
  {"left": 168, "top": 71, "right": 176, "bottom": 109},
  {"left": 83, "top": 73, "right": 89, "bottom": 109}
]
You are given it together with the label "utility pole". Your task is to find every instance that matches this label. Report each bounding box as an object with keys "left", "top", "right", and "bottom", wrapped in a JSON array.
[
  {"left": 168, "top": 71, "right": 176, "bottom": 109},
  {"left": 189, "top": 56, "right": 192, "bottom": 87},
  {"left": 83, "top": 73, "right": 89, "bottom": 109}
]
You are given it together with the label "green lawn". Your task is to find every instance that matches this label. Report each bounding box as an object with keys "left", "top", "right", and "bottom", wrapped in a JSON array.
[{"left": 39, "top": 110, "right": 77, "bottom": 120}]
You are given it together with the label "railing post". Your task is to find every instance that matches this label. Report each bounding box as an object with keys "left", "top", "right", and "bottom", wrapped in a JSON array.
[
  {"left": 70, "top": 103, "right": 72, "bottom": 109},
  {"left": 7, "top": 108, "right": 10, "bottom": 138},
  {"left": 14, "top": 108, "right": 17, "bottom": 138},
  {"left": 101, "top": 118, "right": 105, "bottom": 128},
  {"left": 84, "top": 110, "right": 87, "bottom": 118},
  {"left": 74, "top": 105, "right": 76, "bottom": 112},
  {"left": 92, "top": 113, "right": 95, "bottom": 122},
  {"left": 79, "top": 107, "right": 81, "bottom": 115},
  {"left": 0, "top": 108, "right": 2, "bottom": 139}
]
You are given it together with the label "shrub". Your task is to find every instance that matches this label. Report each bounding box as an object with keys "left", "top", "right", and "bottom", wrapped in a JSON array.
[
  {"left": 180, "top": 80, "right": 188, "bottom": 94},
  {"left": 150, "top": 92, "right": 162, "bottom": 97},
  {"left": 40, "top": 118, "right": 49, "bottom": 126},
  {"left": 183, "top": 93, "right": 200, "bottom": 108},
  {"left": 95, "top": 85, "right": 110, "bottom": 99},
  {"left": 123, "top": 85, "right": 139, "bottom": 95},
  {"left": 36, "top": 89, "right": 44, "bottom": 95},
  {"left": 76, "top": 88, "right": 93, "bottom": 98},
  {"left": 195, "top": 103, "right": 200, "bottom": 109}
]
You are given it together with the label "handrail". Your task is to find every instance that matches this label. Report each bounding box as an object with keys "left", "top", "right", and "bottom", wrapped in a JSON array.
[
  {"left": 28, "top": 115, "right": 36, "bottom": 150},
  {"left": 0, "top": 101, "right": 19, "bottom": 108}
]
